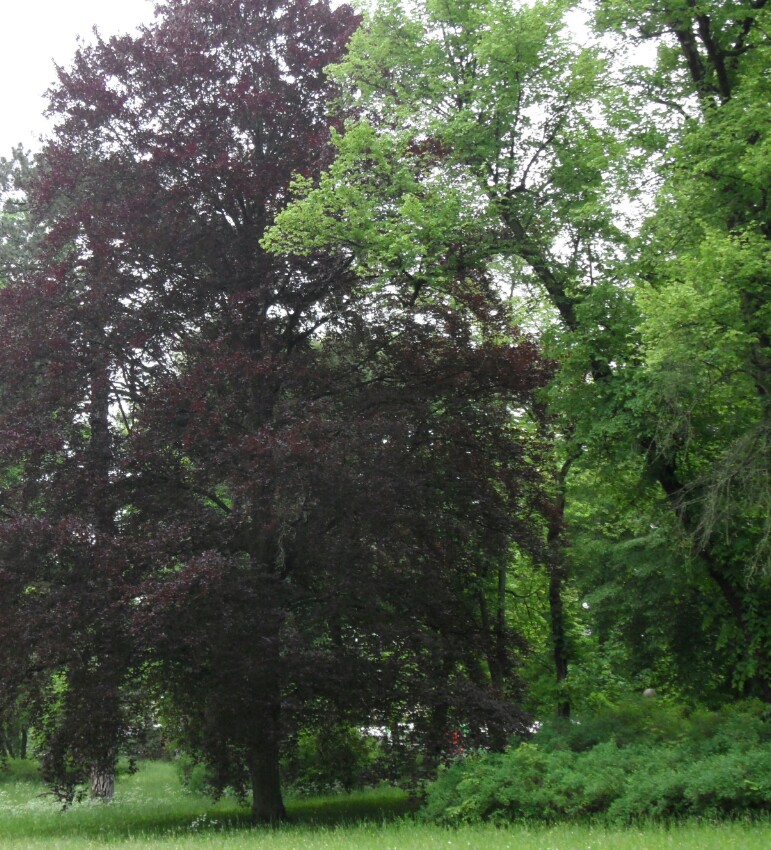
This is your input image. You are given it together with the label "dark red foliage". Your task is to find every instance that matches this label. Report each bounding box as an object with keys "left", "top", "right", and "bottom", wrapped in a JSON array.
[{"left": 0, "top": 0, "right": 549, "bottom": 821}]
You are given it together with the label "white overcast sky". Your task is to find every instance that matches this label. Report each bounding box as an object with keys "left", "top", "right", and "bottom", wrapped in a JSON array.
[
  {"left": 1, "top": 1, "right": 651, "bottom": 159},
  {"left": 1, "top": 0, "right": 156, "bottom": 156}
]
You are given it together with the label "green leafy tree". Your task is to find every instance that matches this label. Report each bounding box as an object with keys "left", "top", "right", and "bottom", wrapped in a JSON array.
[
  {"left": 265, "top": 0, "right": 633, "bottom": 716},
  {"left": 267, "top": 0, "right": 771, "bottom": 705},
  {"left": 588, "top": 0, "right": 771, "bottom": 697},
  {"left": 0, "top": 148, "right": 40, "bottom": 284}
]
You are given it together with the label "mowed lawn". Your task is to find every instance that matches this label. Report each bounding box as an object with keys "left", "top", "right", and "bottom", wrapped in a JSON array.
[{"left": 1, "top": 760, "right": 769, "bottom": 850}]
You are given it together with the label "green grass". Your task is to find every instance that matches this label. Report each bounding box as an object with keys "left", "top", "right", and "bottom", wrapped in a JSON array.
[{"left": 1, "top": 759, "right": 769, "bottom": 849}]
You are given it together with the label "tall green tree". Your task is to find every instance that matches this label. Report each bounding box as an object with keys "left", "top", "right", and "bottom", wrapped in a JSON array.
[
  {"left": 589, "top": 0, "right": 771, "bottom": 697},
  {"left": 268, "top": 0, "right": 771, "bottom": 705},
  {"left": 265, "top": 0, "right": 631, "bottom": 716}
]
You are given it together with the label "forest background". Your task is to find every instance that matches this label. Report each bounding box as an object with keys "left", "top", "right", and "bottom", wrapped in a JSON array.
[{"left": 0, "top": 0, "right": 769, "bottom": 829}]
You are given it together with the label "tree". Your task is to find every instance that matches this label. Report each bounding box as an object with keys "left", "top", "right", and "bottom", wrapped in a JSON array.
[
  {"left": 0, "top": 148, "right": 40, "bottom": 285},
  {"left": 1, "top": 0, "right": 362, "bottom": 812},
  {"left": 266, "top": 0, "right": 631, "bottom": 716},
  {"left": 588, "top": 0, "right": 771, "bottom": 698},
  {"left": 268, "top": 0, "right": 771, "bottom": 705},
  {"left": 0, "top": 0, "right": 550, "bottom": 821}
]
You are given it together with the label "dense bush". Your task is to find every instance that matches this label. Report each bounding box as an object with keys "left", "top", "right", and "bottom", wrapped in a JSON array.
[
  {"left": 281, "top": 725, "right": 385, "bottom": 796},
  {"left": 421, "top": 700, "right": 771, "bottom": 825},
  {"left": 174, "top": 752, "right": 214, "bottom": 797}
]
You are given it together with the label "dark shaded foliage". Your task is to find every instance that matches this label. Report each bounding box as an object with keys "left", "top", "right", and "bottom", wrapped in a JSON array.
[{"left": 0, "top": 0, "right": 550, "bottom": 821}]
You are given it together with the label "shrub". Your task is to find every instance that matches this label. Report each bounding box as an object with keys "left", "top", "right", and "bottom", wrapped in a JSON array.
[
  {"left": 531, "top": 697, "right": 690, "bottom": 752},
  {"left": 281, "top": 724, "right": 384, "bottom": 796},
  {"left": 422, "top": 700, "right": 771, "bottom": 825},
  {"left": 174, "top": 752, "right": 213, "bottom": 796}
]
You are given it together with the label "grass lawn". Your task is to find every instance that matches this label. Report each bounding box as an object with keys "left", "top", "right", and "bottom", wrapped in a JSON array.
[{"left": 1, "top": 759, "right": 769, "bottom": 849}]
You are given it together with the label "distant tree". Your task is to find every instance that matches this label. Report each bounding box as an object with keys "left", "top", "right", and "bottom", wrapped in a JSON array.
[{"left": 0, "top": 148, "right": 40, "bottom": 284}]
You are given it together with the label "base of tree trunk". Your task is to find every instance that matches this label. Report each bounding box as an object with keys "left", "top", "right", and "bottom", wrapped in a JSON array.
[
  {"left": 90, "top": 766, "right": 115, "bottom": 801},
  {"left": 250, "top": 741, "right": 286, "bottom": 824}
]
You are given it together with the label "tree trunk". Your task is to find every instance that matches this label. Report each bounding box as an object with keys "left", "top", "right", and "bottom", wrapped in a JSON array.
[
  {"left": 495, "top": 560, "right": 509, "bottom": 686},
  {"left": 90, "top": 762, "right": 115, "bottom": 801},
  {"left": 0, "top": 728, "right": 11, "bottom": 759},
  {"left": 544, "top": 451, "right": 579, "bottom": 720},
  {"left": 249, "top": 726, "right": 286, "bottom": 824},
  {"left": 478, "top": 589, "right": 504, "bottom": 693},
  {"left": 547, "top": 561, "right": 571, "bottom": 719}
]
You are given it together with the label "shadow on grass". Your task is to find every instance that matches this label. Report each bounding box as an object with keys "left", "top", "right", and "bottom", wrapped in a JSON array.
[
  {"left": 286, "top": 786, "right": 415, "bottom": 826},
  {"left": 0, "top": 760, "right": 414, "bottom": 841},
  {"left": 178, "top": 786, "right": 415, "bottom": 831}
]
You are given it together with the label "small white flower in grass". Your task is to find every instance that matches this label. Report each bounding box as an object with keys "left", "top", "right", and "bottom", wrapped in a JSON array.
[{"left": 188, "top": 812, "right": 218, "bottom": 831}]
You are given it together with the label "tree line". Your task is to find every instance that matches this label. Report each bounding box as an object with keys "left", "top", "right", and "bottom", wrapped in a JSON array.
[{"left": 0, "top": 0, "right": 768, "bottom": 823}]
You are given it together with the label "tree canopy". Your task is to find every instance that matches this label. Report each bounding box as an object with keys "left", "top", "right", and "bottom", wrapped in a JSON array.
[
  {"left": 269, "top": 0, "right": 771, "bottom": 699},
  {"left": 0, "top": 0, "right": 769, "bottom": 822},
  {"left": 0, "top": 0, "right": 553, "bottom": 821}
]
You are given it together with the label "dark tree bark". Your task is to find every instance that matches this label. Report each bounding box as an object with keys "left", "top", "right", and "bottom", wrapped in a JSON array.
[
  {"left": 547, "top": 561, "right": 570, "bottom": 719},
  {"left": 249, "top": 707, "right": 286, "bottom": 824},
  {"left": 90, "top": 755, "right": 116, "bottom": 802}
]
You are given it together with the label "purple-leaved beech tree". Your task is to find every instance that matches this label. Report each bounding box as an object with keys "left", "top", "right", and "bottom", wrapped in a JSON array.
[{"left": 0, "top": 0, "right": 550, "bottom": 821}]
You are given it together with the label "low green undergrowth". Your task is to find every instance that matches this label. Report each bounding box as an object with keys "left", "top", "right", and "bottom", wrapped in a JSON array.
[
  {"left": 422, "top": 699, "right": 771, "bottom": 826},
  {"left": 0, "top": 757, "right": 770, "bottom": 848},
  {"left": 0, "top": 758, "right": 409, "bottom": 844}
]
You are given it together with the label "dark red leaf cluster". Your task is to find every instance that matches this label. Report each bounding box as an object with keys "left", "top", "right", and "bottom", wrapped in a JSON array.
[{"left": 0, "top": 0, "right": 550, "bottom": 819}]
